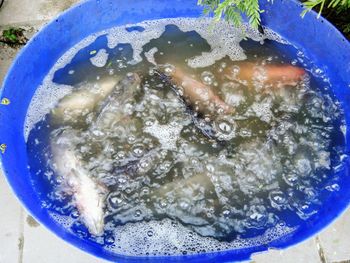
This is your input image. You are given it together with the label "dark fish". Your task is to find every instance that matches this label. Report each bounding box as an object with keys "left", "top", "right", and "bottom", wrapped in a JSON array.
[
  {"left": 153, "top": 68, "right": 226, "bottom": 142},
  {"left": 94, "top": 73, "right": 141, "bottom": 130}
]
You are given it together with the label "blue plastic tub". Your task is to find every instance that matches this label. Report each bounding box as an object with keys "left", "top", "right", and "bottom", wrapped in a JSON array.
[{"left": 0, "top": 0, "right": 349, "bottom": 262}]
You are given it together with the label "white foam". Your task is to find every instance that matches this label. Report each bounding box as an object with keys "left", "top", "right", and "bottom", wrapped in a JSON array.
[
  {"left": 24, "top": 18, "right": 288, "bottom": 140},
  {"left": 144, "top": 121, "right": 183, "bottom": 151},
  {"left": 106, "top": 18, "right": 288, "bottom": 68},
  {"left": 104, "top": 218, "right": 297, "bottom": 256},
  {"left": 25, "top": 82, "right": 72, "bottom": 132},
  {"left": 90, "top": 49, "right": 109, "bottom": 68},
  {"left": 144, "top": 47, "right": 158, "bottom": 65},
  {"left": 250, "top": 97, "right": 273, "bottom": 123},
  {"left": 49, "top": 211, "right": 75, "bottom": 231}
]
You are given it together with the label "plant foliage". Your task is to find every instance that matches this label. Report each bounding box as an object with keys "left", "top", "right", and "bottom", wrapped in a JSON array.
[
  {"left": 198, "top": 0, "right": 350, "bottom": 39},
  {"left": 197, "top": 0, "right": 263, "bottom": 29},
  {"left": 301, "top": 0, "right": 350, "bottom": 38},
  {"left": 301, "top": 0, "right": 350, "bottom": 17},
  {"left": 0, "top": 27, "right": 28, "bottom": 46}
]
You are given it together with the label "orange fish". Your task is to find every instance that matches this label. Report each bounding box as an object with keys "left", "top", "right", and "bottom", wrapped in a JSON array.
[
  {"left": 223, "top": 62, "right": 306, "bottom": 86},
  {"left": 157, "top": 64, "right": 233, "bottom": 117}
]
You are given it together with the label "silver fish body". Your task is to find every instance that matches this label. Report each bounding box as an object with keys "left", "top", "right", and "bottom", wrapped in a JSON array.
[
  {"left": 49, "top": 73, "right": 142, "bottom": 236},
  {"left": 51, "top": 77, "right": 121, "bottom": 127},
  {"left": 50, "top": 128, "right": 107, "bottom": 236}
]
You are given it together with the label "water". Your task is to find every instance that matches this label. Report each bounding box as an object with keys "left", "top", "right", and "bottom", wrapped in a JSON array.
[{"left": 25, "top": 18, "right": 347, "bottom": 256}]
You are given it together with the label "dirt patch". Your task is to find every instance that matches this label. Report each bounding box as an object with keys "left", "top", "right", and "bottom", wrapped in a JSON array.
[{"left": 26, "top": 215, "right": 40, "bottom": 228}]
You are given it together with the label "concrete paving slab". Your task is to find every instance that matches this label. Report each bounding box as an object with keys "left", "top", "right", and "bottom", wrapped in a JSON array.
[
  {"left": 251, "top": 237, "right": 321, "bottom": 263},
  {"left": 318, "top": 210, "right": 350, "bottom": 263},
  {"left": 0, "top": 45, "right": 19, "bottom": 83},
  {"left": 0, "top": 175, "right": 22, "bottom": 263},
  {"left": 22, "top": 211, "right": 106, "bottom": 263},
  {"left": 0, "top": 0, "right": 80, "bottom": 26}
]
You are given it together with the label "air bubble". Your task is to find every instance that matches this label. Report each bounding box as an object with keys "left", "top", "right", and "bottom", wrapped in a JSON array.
[
  {"left": 132, "top": 144, "right": 145, "bottom": 157},
  {"left": 117, "top": 151, "right": 126, "bottom": 158},
  {"left": 163, "top": 64, "right": 175, "bottom": 76},
  {"left": 128, "top": 136, "right": 136, "bottom": 144},
  {"left": 159, "top": 200, "right": 168, "bottom": 208},
  {"left": 201, "top": 71, "right": 215, "bottom": 85},
  {"left": 109, "top": 193, "right": 123, "bottom": 209},
  {"left": 179, "top": 200, "right": 190, "bottom": 210},
  {"left": 218, "top": 120, "right": 233, "bottom": 134},
  {"left": 229, "top": 65, "right": 240, "bottom": 79},
  {"left": 105, "top": 236, "right": 115, "bottom": 245},
  {"left": 134, "top": 210, "right": 142, "bottom": 217},
  {"left": 213, "top": 117, "right": 236, "bottom": 140},
  {"left": 140, "top": 161, "right": 149, "bottom": 169},
  {"left": 283, "top": 173, "right": 298, "bottom": 186},
  {"left": 269, "top": 191, "right": 287, "bottom": 209},
  {"left": 222, "top": 210, "right": 230, "bottom": 217},
  {"left": 326, "top": 183, "right": 340, "bottom": 192}
]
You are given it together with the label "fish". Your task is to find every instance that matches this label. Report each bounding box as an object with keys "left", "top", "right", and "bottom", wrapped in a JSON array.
[
  {"left": 49, "top": 73, "right": 143, "bottom": 235},
  {"left": 222, "top": 62, "right": 306, "bottom": 87},
  {"left": 51, "top": 76, "right": 121, "bottom": 127},
  {"left": 155, "top": 64, "right": 233, "bottom": 118},
  {"left": 94, "top": 73, "right": 141, "bottom": 130},
  {"left": 154, "top": 65, "right": 234, "bottom": 141},
  {"left": 50, "top": 128, "right": 107, "bottom": 236}
]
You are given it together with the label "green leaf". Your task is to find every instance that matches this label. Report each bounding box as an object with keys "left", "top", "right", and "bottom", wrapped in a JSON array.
[{"left": 198, "top": 0, "right": 263, "bottom": 29}]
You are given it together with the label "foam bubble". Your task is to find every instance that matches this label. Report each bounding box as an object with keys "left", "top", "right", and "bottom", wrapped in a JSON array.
[
  {"left": 25, "top": 82, "right": 72, "bottom": 133},
  {"left": 90, "top": 49, "right": 109, "bottom": 68},
  {"left": 340, "top": 124, "right": 346, "bottom": 137},
  {"left": 144, "top": 47, "right": 158, "bottom": 65},
  {"left": 49, "top": 211, "right": 75, "bottom": 231},
  {"left": 103, "top": 218, "right": 296, "bottom": 256},
  {"left": 250, "top": 97, "right": 273, "bottom": 123},
  {"left": 106, "top": 18, "right": 288, "bottom": 68},
  {"left": 144, "top": 121, "right": 183, "bottom": 150}
]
